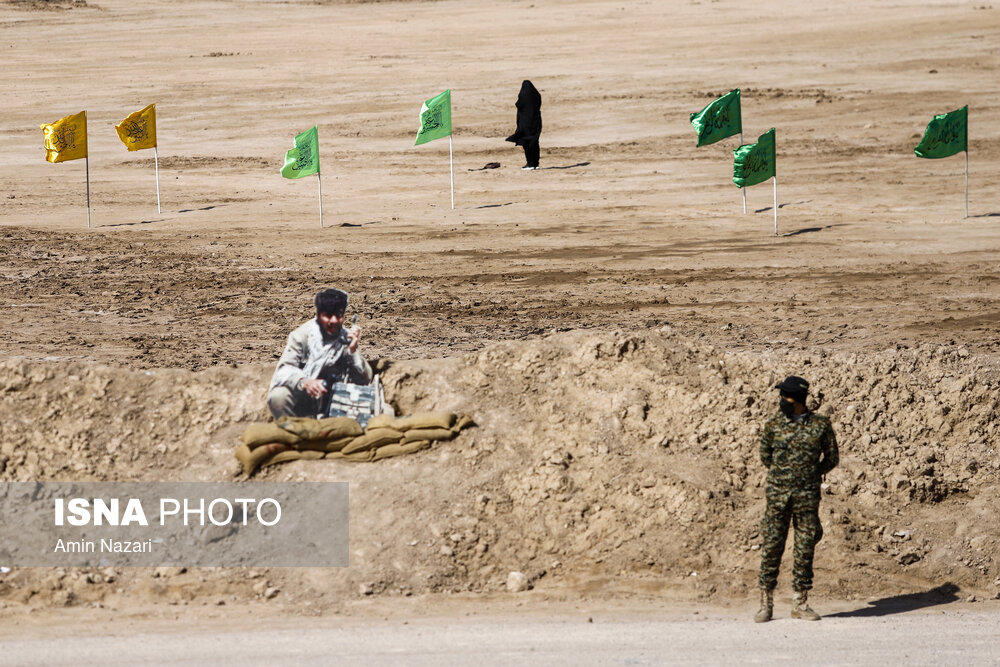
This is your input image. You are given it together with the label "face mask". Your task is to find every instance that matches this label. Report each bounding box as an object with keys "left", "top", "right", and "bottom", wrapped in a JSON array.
[{"left": 779, "top": 399, "right": 795, "bottom": 418}]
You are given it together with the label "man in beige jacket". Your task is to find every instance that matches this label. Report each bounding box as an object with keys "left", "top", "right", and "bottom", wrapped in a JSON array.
[{"left": 267, "top": 288, "right": 373, "bottom": 419}]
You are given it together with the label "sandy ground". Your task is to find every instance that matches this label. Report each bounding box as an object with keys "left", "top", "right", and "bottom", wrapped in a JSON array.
[
  {"left": 1, "top": 0, "right": 999, "bottom": 657},
  {"left": 0, "top": 0, "right": 998, "bottom": 369},
  {"left": 3, "top": 598, "right": 1000, "bottom": 666}
]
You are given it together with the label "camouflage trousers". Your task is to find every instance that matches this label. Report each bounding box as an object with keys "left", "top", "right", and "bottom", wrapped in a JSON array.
[{"left": 757, "top": 486, "right": 823, "bottom": 592}]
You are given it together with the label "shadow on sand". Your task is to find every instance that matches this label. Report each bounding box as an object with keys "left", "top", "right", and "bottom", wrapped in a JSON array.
[
  {"left": 754, "top": 199, "right": 812, "bottom": 214},
  {"left": 537, "top": 162, "right": 590, "bottom": 170},
  {"left": 102, "top": 219, "right": 162, "bottom": 228},
  {"left": 339, "top": 221, "right": 380, "bottom": 227},
  {"left": 782, "top": 226, "right": 828, "bottom": 237},
  {"left": 825, "top": 583, "right": 961, "bottom": 618}
]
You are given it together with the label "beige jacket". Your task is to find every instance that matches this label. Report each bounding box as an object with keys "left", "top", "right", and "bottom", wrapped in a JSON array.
[{"left": 269, "top": 319, "right": 373, "bottom": 392}]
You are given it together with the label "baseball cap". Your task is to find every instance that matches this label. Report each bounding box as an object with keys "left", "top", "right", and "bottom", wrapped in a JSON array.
[{"left": 775, "top": 376, "right": 810, "bottom": 394}]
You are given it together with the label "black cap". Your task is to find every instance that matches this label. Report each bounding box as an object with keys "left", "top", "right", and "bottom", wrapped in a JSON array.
[{"left": 775, "top": 376, "right": 809, "bottom": 394}]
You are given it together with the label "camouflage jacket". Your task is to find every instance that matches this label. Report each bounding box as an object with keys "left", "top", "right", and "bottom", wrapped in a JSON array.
[{"left": 759, "top": 411, "right": 838, "bottom": 490}]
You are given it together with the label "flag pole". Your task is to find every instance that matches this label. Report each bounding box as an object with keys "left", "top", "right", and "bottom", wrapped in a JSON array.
[
  {"left": 154, "top": 146, "right": 161, "bottom": 214},
  {"left": 773, "top": 176, "right": 778, "bottom": 236},
  {"left": 317, "top": 170, "right": 324, "bottom": 228},
  {"left": 964, "top": 149, "right": 969, "bottom": 219},
  {"left": 740, "top": 132, "right": 747, "bottom": 214},
  {"left": 85, "top": 156, "right": 91, "bottom": 229},
  {"left": 449, "top": 135, "right": 455, "bottom": 210}
]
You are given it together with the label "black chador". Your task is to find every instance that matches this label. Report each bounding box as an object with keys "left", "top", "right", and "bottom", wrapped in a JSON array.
[{"left": 506, "top": 80, "right": 542, "bottom": 170}]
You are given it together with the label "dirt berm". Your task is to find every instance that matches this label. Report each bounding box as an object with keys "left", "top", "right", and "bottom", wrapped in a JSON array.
[{"left": 1, "top": 329, "right": 998, "bottom": 610}]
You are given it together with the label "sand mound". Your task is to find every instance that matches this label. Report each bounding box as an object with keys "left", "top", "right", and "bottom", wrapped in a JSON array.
[{"left": 1, "top": 329, "right": 998, "bottom": 609}]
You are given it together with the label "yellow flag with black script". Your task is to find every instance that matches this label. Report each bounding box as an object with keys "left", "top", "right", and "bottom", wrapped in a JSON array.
[
  {"left": 40, "top": 110, "right": 88, "bottom": 163},
  {"left": 115, "top": 104, "right": 157, "bottom": 151}
]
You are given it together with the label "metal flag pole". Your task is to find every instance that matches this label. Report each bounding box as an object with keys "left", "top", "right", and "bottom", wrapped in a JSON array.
[
  {"left": 85, "top": 156, "right": 92, "bottom": 229},
  {"left": 154, "top": 146, "right": 161, "bottom": 214},
  {"left": 449, "top": 135, "right": 455, "bottom": 210},
  {"left": 317, "top": 170, "right": 324, "bottom": 228},
  {"left": 740, "top": 132, "right": 747, "bottom": 214},
  {"left": 773, "top": 176, "right": 778, "bottom": 236},
  {"left": 964, "top": 149, "right": 969, "bottom": 219}
]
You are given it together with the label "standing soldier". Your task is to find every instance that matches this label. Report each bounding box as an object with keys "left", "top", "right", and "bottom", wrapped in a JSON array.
[{"left": 755, "top": 376, "right": 839, "bottom": 622}]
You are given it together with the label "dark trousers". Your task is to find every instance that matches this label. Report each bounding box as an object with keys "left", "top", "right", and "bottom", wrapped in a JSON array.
[
  {"left": 522, "top": 140, "right": 539, "bottom": 168},
  {"left": 758, "top": 486, "right": 823, "bottom": 591}
]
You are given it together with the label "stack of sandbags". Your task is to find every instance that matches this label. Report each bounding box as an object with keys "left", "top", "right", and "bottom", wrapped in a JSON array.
[{"left": 235, "top": 412, "right": 474, "bottom": 476}]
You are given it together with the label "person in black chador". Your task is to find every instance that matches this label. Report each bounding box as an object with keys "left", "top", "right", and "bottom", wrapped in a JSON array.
[{"left": 506, "top": 80, "right": 542, "bottom": 170}]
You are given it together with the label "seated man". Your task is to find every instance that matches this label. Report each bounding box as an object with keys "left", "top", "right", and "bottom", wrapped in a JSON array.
[{"left": 267, "top": 288, "right": 373, "bottom": 419}]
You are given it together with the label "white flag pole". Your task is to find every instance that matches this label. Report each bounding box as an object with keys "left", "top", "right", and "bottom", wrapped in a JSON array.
[
  {"left": 317, "top": 170, "right": 324, "bottom": 228},
  {"left": 85, "top": 156, "right": 92, "bottom": 229},
  {"left": 740, "top": 132, "right": 747, "bottom": 214},
  {"left": 964, "top": 149, "right": 969, "bottom": 219},
  {"left": 449, "top": 135, "right": 455, "bottom": 210},
  {"left": 773, "top": 176, "right": 778, "bottom": 236},
  {"left": 153, "top": 146, "right": 161, "bottom": 214}
]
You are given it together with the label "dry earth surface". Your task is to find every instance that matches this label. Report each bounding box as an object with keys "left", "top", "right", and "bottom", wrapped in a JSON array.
[
  {"left": 4, "top": 598, "right": 1000, "bottom": 666},
  {"left": 1, "top": 0, "right": 999, "bottom": 659}
]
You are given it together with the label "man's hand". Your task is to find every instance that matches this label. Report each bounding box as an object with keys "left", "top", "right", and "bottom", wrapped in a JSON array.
[
  {"left": 347, "top": 324, "right": 361, "bottom": 354},
  {"left": 302, "top": 378, "right": 328, "bottom": 398}
]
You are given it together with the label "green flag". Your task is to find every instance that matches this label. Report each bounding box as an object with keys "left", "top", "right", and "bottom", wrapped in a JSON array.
[
  {"left": 733, "top": 128, "right": 775, "bottom": 188},
  {"left": 690, "top": 89, "right": 742, "bottom": 147},
  {"left": 914, "top": 106, "right": 967, "bottom": 159},
  {"left": 414, "top": 89, "right": 452, "bottom": 146},
  {"left": 280, "top": 126, "right": 320, "bottom": 179}
]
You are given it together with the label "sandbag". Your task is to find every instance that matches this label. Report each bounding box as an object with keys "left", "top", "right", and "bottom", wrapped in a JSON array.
[
  {"left": 237, "top": 411, "right": 474, "bottom": 474},
  {"left": 235, "top": 444, "right": 253, "bottom": 470},
  {"left": 235, "top": 442, "right": 291, "bottom": 475},
  {"left": 326, "top": 449, "right": 375, "bottom": 462},
  {"left": 262, "top": 449, "right": 324, "bottom": 468},
  {"left": 371, "top": 439, "right": 431, "bottom": 460},
  {"left": 276, "top": 416, "right": 363, "bottom": 441},
  {"left": 364, "top": 414, "right": 402, "bottom": 431},
  {"left": 368, "top": 412, "right": 456, "bottom": 432},
  {"left": 241, "top": 424, "right": 301, "bottom": 448},
  {"left": 402, "top": 427, "right": 455, "bottom": 444},
  {"left": 294, "top": 435, "right": 357, "bottom": 454},
  {"left": 341, "top": 428, "right": 404, "bottom": 455},
  {"left": 453, "top": 414, "right": 476, "bottom": 432},
  {"left": 327, "top": 439, "right": 431, "bottom": 462},
  {"left": 320, "top": 435, "right": 358, "bottom": 453}
]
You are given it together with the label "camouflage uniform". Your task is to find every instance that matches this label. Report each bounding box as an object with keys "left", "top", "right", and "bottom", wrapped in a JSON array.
[{"left": 757, "top": 411, "right": 838, "bottom": 592}]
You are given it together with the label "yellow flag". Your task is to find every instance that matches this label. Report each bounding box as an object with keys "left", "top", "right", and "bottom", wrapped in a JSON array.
[
  {"left": 40, "top": 110, "right": 88, "bottom": 163},
  {"left": 115, "top": 103, "right": 157, "bottom": 151}
]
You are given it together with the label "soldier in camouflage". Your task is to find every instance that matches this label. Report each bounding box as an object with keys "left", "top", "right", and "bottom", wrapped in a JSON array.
[{"left": 754, "top": 376, "right": 838, "bottom": 623}]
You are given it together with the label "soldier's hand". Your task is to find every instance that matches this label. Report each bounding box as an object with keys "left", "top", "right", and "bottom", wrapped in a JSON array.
[
  {"left": 347, "top": 325, "right": 361, "bottom": 353},
  {"left": 302, "top": 378, "right": 328, "bottom": 398}
]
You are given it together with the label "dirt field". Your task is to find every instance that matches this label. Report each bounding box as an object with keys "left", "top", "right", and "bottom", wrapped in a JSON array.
[{"left": 1, "top": 0, "right": 999, "bottom": 641}]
